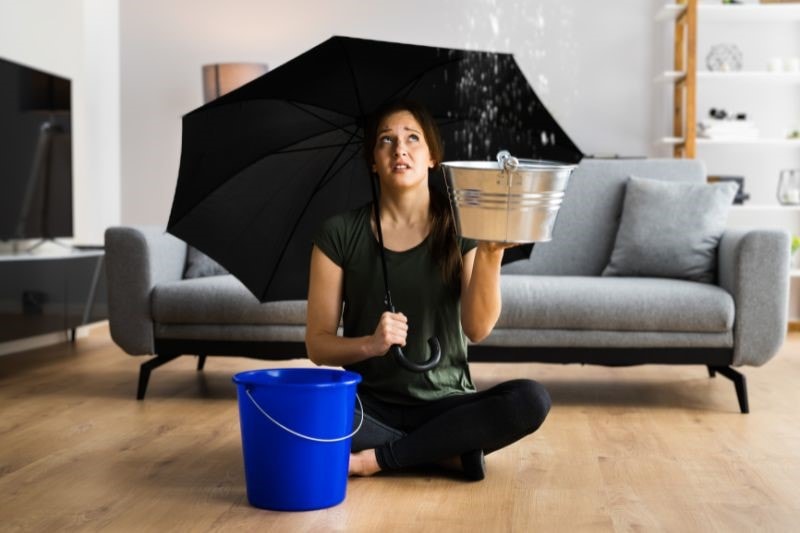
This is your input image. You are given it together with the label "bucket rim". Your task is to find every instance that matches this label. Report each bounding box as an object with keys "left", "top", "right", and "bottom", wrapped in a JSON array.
[
  {"left": 442, "top": 159, "right": 576, "bottom": 171},
  {"left": 232, "top": 368, "right": 362, "bottom": 388}
]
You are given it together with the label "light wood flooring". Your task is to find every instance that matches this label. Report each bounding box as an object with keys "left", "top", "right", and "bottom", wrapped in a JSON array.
[{"left": 1, "top": 325, "right": 799, "bottom": 532}]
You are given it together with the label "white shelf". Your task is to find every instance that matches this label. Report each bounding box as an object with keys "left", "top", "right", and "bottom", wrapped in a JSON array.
[
  {"left": 656, "top": 71, "right": 800, "bottom": 84},
  {"left": 699, "top": 4, "right": 800, "bottom": 22},
  {"left": 698, "top": 138, "right": 800, "bottom": 146},
  {"left": 654, "top": 71, "right": 687, "bottom": 83},
  {"left": 791, "top": 269, "right": 800, "bottom": 278},
  {"left": 657, "top": 3, "right": 800, "bottom": 22},
  {"left": 731, "top": 205, "right": 800, "bottom": 212},
  {"left": 659, "top": 137, "right": 800, "bottom": 147},
  {"left": 698, "top": 71, "right": 800, "bottom": 82},
  {"left": 656, "top": 3, "right": 685, "bottom": 21}
]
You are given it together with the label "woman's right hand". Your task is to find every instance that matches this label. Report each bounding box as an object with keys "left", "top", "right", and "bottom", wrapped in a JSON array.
[{"left": 369, "top": 311, "right": 408, "bottom": 356}]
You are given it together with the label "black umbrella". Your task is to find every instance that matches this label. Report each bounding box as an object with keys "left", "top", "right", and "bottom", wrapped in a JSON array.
[{"left": 167, "top": 35, "right": 582, "bottom": 371}]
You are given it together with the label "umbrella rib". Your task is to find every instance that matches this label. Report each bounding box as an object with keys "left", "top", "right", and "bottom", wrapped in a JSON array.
[
  {"left": 286, "top": 101, "right": 364, "bottom": 140},
  {"left": 383, "top": 55, "right": 471, "bottom": 106},
  {"left": 339, "top": 40, "right": 365, "bottom": 119},
  {"left": 176, "top": 125, "right": 363, "bottom": 228},
  {"left": 278, "top": 139, "right": 362, "bottom": 154},
  {"left": 314, "top": 140, "right": 363, "bottom": 193},
  {"left": 257, "top": 125, "right": 363, "bottom": 299},
  {"left": 307, "top": 125, "right": 362, "bottom": 195}
]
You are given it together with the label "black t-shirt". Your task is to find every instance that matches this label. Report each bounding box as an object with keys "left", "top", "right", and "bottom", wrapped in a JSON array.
[{"left": 313, "top": 204, "right": 478, "bottom": 405}]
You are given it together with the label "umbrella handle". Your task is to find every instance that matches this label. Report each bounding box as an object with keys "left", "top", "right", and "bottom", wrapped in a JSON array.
[{"left": 391, "top": 337, "right": 441, "bottom": 373}]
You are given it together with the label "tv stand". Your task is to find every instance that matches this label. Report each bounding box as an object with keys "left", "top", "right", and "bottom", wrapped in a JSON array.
[
  {"left": 13, "top": 238, "right": 73, "bottom": 254},
  {"left": 0, "top": 249, "right": 107, "bottom": 345}
]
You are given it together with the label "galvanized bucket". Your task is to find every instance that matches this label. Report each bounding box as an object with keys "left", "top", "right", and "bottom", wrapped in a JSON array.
[{"left": 441, "top": 152, "right": 575, "bottom": 243}]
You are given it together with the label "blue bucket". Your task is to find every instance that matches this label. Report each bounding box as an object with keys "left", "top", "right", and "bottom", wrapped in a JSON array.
[{"left": 232, "top": 368, "right": 362, "bottom": 511}]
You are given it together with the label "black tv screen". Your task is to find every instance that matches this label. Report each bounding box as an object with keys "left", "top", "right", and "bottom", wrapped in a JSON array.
[{"left": 0, "top": 57, "right": 73, "bottom": 241}]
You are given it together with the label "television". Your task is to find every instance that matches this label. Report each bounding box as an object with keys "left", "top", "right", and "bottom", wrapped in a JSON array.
[{"left": 0, "top": 56, "right": 73, "bottom": 241}]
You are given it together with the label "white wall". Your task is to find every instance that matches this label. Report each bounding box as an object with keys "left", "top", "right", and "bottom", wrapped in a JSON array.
[
  {"left": 0, "top": 0, "right": 120, "bottom": 245},
  {"left": 5, "top": 1, "right": 792, "bottom": 238},
  {"left": 1, "top": 0, "right": 662, "bottom": 233},
  {"left": 119, "top": 0, "right": 657, "bottom": 227},
  {"left": 80, "top": 0, "right": 120, "bottom": 243}
]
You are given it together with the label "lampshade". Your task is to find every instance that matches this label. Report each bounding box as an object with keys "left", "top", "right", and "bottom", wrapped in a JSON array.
[{"left": 202, "top": 62, "right": 268, "bottom": 103}]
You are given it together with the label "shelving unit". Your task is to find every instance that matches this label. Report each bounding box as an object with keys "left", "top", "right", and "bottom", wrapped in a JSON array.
[
  {"left": 657, "top": 0, "right": 800, "bottom": 310},
  {"left": 657, "top": 3, "right": 800, "bottom": 23},
  {"left": 658, "top": 0, "right": 800, "bottom": 157}
]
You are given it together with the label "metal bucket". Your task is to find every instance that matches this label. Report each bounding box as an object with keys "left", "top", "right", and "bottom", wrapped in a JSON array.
[{"left": 442, "top": 153, "right": 575, "bottom": 243}]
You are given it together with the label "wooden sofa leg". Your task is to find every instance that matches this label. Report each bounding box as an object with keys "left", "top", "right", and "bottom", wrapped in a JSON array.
[
  {"left": 708, "top": 365, "right": 749, "bottom": 414},
  {"left": 197, "top": 355, "right": 206, "bottom": 371},
  {"left": 137, "top": 354, "right": 181, "bottom": 400}
]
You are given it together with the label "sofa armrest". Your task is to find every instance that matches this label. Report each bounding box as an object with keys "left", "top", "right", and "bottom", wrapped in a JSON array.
[
  {"left": 104, "top": 226, "right": 187, "bottom": 355},
  {"left": 718, "top": 228, "right": 790, "bottom": 367}
]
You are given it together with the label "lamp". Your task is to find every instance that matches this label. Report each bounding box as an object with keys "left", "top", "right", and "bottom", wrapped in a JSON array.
[{"left": 202, "top": 63, "right": 268, "bottom": 103}]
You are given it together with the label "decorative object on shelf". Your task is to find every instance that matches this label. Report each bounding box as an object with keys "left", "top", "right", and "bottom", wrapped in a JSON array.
[
  {"left": 708, "top": 175, "right": 750, "bottom": 204},
  {"left": 768, "top": 56, "right": 800, "bottom": 72},
  {"left": 791, "top": 235, "right": 800, "bottom": 268},
  {"left": 202, "top": 63, "right": 268, "bottom": 103},
  {"left": 777, "top": 169, "right": 800, "bottom": 205},
  {"left": 788, "top": 129, "right": 800, "bottom": 139},
  {"left": 708, "top": 108, "right": 747, "bottom": 121},
  {"left": 706, "top": 44, "right": 743, "bottom": 72},
  {"left": 768, "top": 57, "right": 784, "bottom": 72},
  {"left": 699, "top": 108, "right": 758, "bottom": 140}
]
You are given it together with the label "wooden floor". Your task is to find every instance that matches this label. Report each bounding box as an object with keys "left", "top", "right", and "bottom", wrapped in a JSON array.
[{"left": 1, "top": 325, "right": 799, "bottom": 532}]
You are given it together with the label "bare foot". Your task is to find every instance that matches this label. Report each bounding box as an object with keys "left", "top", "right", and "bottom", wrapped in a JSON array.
[{"left": 349, "top": 449, "right": 381, "bottom": 476}]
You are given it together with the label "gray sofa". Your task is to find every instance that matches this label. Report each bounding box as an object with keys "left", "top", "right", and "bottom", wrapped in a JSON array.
[{"left": 105, "top": 159, "right": 790, "bottom": 411}]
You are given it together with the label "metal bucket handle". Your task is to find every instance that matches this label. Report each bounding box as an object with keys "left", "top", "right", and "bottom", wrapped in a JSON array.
[
  {"left": 245, "top": 388, "right": 364, "bottom": 443},
  {"left": 497, "top": 150, "right": 519, "bottom": 171},
  {"left": 498, "top": 150, "right": 563, "bottom": 171}
]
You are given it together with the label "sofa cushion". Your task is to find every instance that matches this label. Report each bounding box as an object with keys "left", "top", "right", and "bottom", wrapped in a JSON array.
[
  {"left": 497, "top": 275, "right": 734, "bottom": 333},
  {"left": 501, "top": 158, "right": 707, "bottom": 277},
  {"left": 183, "top": 246, "right": 229, "bottom": 278},
  {"left": 152, "top": 275, "right": 307, "bottom": 325},
  {"left": 602, "top": 176, "right": 737, "bottom": 283}
]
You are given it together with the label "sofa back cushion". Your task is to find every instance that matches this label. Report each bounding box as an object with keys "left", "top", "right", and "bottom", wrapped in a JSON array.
[{"left": 501, "top": 158, "right": 707, "bottom": 276}]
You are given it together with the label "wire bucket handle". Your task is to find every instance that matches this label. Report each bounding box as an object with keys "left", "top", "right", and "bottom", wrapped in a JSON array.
[{"left": 245, "top": 388, "right": 364, "bottom": 443}]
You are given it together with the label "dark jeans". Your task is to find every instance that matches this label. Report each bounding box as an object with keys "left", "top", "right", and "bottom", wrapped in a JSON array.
[{"left": 350, "top": 379, "right": 551, "bottom": 470}]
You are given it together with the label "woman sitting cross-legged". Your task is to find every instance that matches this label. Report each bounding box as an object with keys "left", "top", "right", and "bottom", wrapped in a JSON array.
[{"left": 305, "top": 100, "right": 551, "bottom": 481}]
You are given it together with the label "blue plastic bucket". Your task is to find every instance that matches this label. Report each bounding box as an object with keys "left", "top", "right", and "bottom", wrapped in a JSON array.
[{"left": 232, "top": 368, "right": 362, "bottom": 511}]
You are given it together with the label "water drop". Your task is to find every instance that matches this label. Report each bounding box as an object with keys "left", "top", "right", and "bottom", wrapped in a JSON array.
[{"left": 490, "top": 14, "right": 500, "bottom": 36}]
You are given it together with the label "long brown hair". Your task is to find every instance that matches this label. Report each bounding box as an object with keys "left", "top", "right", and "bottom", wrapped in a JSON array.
[{"left": 363, "top": 100, "right": 462, "bottom": 289}]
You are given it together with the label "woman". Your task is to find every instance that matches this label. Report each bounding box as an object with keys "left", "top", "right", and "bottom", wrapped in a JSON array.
[{"left": 305, "top": 100, "right": 550, "bottom": 481}]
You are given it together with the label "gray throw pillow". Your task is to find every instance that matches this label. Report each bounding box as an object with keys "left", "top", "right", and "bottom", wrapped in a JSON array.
[
  {"left": 602, "top": 176, "right": 737, "bottom": 283},
  {"left": 184, "top": 246, "right": 229, "bottom": 278}
]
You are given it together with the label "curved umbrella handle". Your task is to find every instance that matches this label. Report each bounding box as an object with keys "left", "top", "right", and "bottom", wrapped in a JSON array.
[{"left": 391, "top": 336, "right": 441, "bottom": 373}]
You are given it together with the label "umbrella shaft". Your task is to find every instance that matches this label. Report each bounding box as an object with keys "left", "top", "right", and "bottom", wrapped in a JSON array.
[{"left": 368, "top": 173, "right": 395, "bottom": 310}]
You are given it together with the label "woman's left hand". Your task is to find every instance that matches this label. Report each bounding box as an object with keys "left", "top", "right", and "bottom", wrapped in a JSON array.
[{"left": 476, "top": 241, "right": 523, "bottom": 254}]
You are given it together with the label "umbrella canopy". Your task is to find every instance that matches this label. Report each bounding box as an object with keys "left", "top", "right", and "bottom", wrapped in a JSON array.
[{"left": 168, "top": 35, "right": 582, "bottom": 303}]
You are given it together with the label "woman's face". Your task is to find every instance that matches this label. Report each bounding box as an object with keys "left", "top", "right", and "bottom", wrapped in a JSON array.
[{"left": 372, "top": 110, "right": 435, "bottom": 192}]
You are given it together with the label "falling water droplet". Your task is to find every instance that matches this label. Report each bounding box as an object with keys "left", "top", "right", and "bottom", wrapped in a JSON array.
[{"left": 489, "top": 14, "right": 500, "bottom": 36}]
